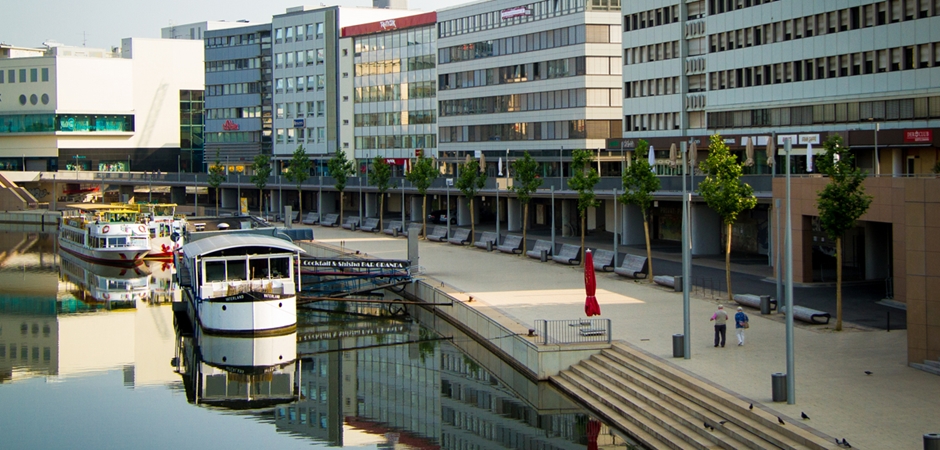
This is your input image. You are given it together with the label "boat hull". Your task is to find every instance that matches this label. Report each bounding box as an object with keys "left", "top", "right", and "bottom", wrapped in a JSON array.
[
  {"left": 191, "top": 291, "right": 297, "bottom": 336},
  {"left": 59, "top": 237, "right": 150, "bottom": 266}
]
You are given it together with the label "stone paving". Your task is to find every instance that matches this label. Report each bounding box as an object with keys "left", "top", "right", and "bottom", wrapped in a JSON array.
[{"left": 305, "top": 224, "right": 939, "bottom": 450}]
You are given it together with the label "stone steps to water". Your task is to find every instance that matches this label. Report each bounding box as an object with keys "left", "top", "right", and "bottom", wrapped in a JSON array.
[{"left": 912, "top": 360, "right": 940, "bottom": 376}]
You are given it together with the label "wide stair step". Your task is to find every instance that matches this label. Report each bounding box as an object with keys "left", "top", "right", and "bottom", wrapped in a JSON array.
[{"left": 912, "top": 360, "right": 940, "bottom": 376}]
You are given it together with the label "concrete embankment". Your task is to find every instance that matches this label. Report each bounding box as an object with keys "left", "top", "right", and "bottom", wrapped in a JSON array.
[{"left": 0, "top": 211, "right": 60, "bottom": 231}]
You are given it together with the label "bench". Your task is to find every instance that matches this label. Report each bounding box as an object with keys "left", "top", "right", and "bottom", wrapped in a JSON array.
[
  {"left": 447, "top": 228, "right": 472, "bottom": 246},
  {"left": 552, "top": 244, "right": 582, "bottom": 265},
  {"left": 341, "top": 216, "right": 361, "bottom": 230},
  {"left": 526, "top": 240, "right": 554, "bottom": 260},
  {"left": 319, "top": 213, "right": 339, "bottom": 227},
  {"left": 359, "top": 217, "right": 380, "bottom": 232},
  {"left": 591, "top": 249, "right": 616, "bottom": 272},
  {"left": 383, "top": 220, "right": 403, "bottom": 236},
  {"left": 286, "top": 211, "right": 299, "bottom": 223},
  {"left": 780, "top": 305, "right": 831, "bottom": 324},
  {"left": 497, "top": 234, "right": 524, "bottom": 254},
  {"left": 427, "top": 225, "right": 449, "bottom": 242},
  {"left": 652, "top": 275, "right": 676, "bottom": 288},
  {"left": 473, "top": 231, "right": 499, "bottom": 251},
  {"left": 302, "top": 212, "right": 319, "bottom": 225},
  {"left": 614, "top": 254, "right": 649, "bottom": 279},
  {"left": 733, "top": 293, "right": 777, "bottom": 311}
]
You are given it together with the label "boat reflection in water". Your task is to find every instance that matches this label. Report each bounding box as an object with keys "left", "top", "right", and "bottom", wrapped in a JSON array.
[
  {"left": 58, "top": 249, "right": 151, "bottom": 310},
  {"left": 174, "top": 324, "right": 298, "bottom": 409},
  {"left": 146, "top": 259, "right": 179, "bottom": 304}
]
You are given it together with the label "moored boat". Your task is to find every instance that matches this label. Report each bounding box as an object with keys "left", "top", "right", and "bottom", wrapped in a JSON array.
[
  {"left": 59, "top": 204, "right": 151, "bottom": 265},
  {"left": 58, "top": 249, "right": 151, "bottom": 309},
  {"left": 141, "top": 203, "right": 186, "bottom": 259}
]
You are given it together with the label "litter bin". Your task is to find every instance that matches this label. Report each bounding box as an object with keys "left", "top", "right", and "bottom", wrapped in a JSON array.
[
  {"left": 673, "top": 275, "right": 683, "bottom": 292},
  {"left": 925, "top": 433, "right": 940, "bottom": 450},
  {"left": 540, "top": 249, "right": 548, "bottom": 262},
  {"left": 486, "top": 241, "right": 493, "bottom": 252},
  {"left": 760, "top": 295, "right": 771, "bottom": 315},
  {"left": 771, "top": 372, "right": 787, "bottom": 402},
  {"left": 672, "top": 334, "right": 685, "bottom": 358}
]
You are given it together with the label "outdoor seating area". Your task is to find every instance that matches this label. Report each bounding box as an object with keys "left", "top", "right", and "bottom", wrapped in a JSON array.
[
  {"left": 447, "top": 228, "right": 472, "bottom": 246},
  {"left": 497, "top": 234, "right": 524, "bottom": 254},
  {"left": 780, "top": 305, "right": 831, "bottom": 324},
  {"left": 302, "top": 212, "right": 319, "bottom": 225},
  {"left": 359, "top": 217, "right": 380, "bottom": 232},
  {"left": 591, "top": 249, "right": 616, "bottom": 272},
  {"left": 426, "top": 225, "right": 449, "bottom": 242},
  {"left": 526, "top": 240, "right": 553, "bottom": 260},
  {"left": 552, "top": 244, "right": 582, "bottom": 265},
  {"left": 383, "top": 220, "right": 403, "bottom": 236},
  {"left": 341, "top": 216, "right": 361, "bottom": 230},
  {"left": 614, "top": 254, "right": 649, "bottom": 279},
  {"left": 473, "top": 231, "right": 499, "bottom": 251}
]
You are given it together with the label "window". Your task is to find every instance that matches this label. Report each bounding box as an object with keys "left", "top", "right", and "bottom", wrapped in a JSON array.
[
  {"left": 285, "top": 26, "right": 293, "bottom": 40},
  {"left": 316, "top": 75, "right": 325, "bottom": 90},
  {"left": 297, "top": 76, "right": 305, "bottom": 91},
  {"left": 6, "top": 70, "right": 13, "bottom": 83},
  {"left": 306, "top": 24, "right": 314, "bottom": 38},
  {"left": 19, "top": 69, "right": 26, "bottom": 83},
  {"left": 30, "top": 68, "right": 37, "bottom": 82},
  {"left": 275, "top": 28, "right": 284, "bottom": 41},
  {"left": 306, "top": 101, "right": 315, "bottom": 116},
  {"left": 316, "top": 49, "right": 325, "bottom": 64},
  {"left": 295, "top": 25, "right": 304, "bottom": 40},
  {"left": 316, "top": 22, "right": 324, "bottom": 38}
]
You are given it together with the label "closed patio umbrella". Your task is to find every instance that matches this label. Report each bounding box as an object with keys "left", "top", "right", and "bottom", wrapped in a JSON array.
[
  {"left": 584, "top": 249, "right": 600, "bottom": 317},
  {"left": 689, "top": 141, "right": 697, "bottom": 174},
  {"left": 745, "top": 136, "right": 755, "bottom": 167},
  {"left": 766, "top": 138, "right": 775, "bottom": 166},
  {"left": 479, "top": 153, "right": 485, "bottom": 173},
  {"left": 668, "top": 143, "right": 677, "bottom": 167},
  {"left": 806, "top": 141, "right": 814, "bottom": 172},
  {"left": 647, "top": 145, "right": 655, "bottom": 169}
]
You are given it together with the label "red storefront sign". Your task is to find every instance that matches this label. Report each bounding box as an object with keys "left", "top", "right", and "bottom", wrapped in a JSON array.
[
  {"left": 904, "top": 130, "right": 932, "bottom": 143},
  {"left": 222, "top": 120, "right": 240, "bottom": 131},
  {"left": 342, "top": 12, "right": 436, "bottom": 37},
  {"left": 384, "top": 158, "right": 408, "bottom": 166}
]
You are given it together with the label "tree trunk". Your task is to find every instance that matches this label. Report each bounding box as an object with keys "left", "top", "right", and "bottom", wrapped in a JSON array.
[
  {"left": 298, "top": 188, "right": 303, "bottom": 223},
  {"left": 259, "top": 190, "right": 264, "bottom": 218},
  {"left": 470, "top": 197, "right": 475, "bottom": 242},
  {"left": 580, "top": 214, "right": 586, "bottom": 268},
  {"left": 522, "top": 202, "right": 529, "bottom": 254},
  {"left": 726, "top": 222, "right": 733, "bottom": 301},
  {"left": 379, "top": 194, "right": 384, "bottom": 231},
  {"left": 421, "top": 195, "right": 427, "bottom": 238},
  {"left": 339, "top": 191, "right": 344, "bottom": 226},
  {"left": 836, "top": 236, "right": 843, "bottom": 331},
  {"left": 643, "top": 215, "right": 653, "bottom": 282},
  {"left": 215, "top": 188, "right": 220, "bottom": 217}
]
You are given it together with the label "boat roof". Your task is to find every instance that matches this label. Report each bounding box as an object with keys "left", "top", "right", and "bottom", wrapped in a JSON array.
[
  {"left": 181, "top": 234, "right": 304, "bottom": 258},
  {"left": 66, "top": 204, "right": 132, "bottom": 211}
]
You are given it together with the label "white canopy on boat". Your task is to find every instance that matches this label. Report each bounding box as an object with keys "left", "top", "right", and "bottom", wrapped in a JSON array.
[{"left": 181, "top": 234, "right": 304, "bottom": 258}]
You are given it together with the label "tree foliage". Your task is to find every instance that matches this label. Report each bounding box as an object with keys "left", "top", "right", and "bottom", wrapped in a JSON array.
[
  {"left": 284, "top": 145, "right": 311, "bottom": 220},
  {"left": 369, "top": 156, "right": 393, "bottom": 230},
  {"left": 327, "top": 150, "right": 355, "bottom": 224},
  {"left": 618, "top": 139, "right": 660, "bottom": 280},
  {"left": 207, "top": 151, "right": 226, "bottom": 215},
  {"left": 568, "top": 149, "right": 600, "bottom": 265},
  {"left": 510, "top": 151, "right": 543, "bottom": 251},
  {"left": 406, "top": 156, "right": 439, "bottom": 237},
  {"left": 456, "top": 158, "right": 487, "bottom": 240},
  {"left": 250, "top": 153, "right": 272, "bottom": 217}
]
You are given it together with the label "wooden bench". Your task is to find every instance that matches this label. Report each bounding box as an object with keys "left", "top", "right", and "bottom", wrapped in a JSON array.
[
  {"left": 591, "top": 249, "right": 616, "bottom": 272},
  {"left": 427, "top": 225, "right": 449, "bottom": 242},
  {"left": 319, "top": 213, "right": 339, "bottom": 227},
  {"left": 733, "top": 293, "right": 777, "bottom": 311},
  {"left": 614, "top": 254, "right": 649, "bottom": 279},
  {"left": 359, "top": 217, "right": 380, "bottom": 232},
  {"left": 302, "top": 212, "right": 319, "bottom": 225},
  {"left": 447, "top": 228, "right": 472, "bottom": 245},
  {"left": 526, "top": 240, "right": 553, "bottom": 260},
  {"left": 341, "top": 216, "right": 361, "bottom": 230},
  {"left": 552, "top": 244, "right": 582, "bottom": 265},
  {"left": 473, "top": 231, "right": 499, "bottom": 250},
  {"left": 780, "top": 305, "right": 831, "bottom": 324},
  {"left": 497, "top": 234, "right": 524, "bottom": 254},
  {"left": 383, "top": 220, "right": 403, "bottom": 236}
]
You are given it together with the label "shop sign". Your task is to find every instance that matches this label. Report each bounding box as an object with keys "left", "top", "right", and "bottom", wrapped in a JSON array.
[
  {"left": 222, "top": 120, "right": 239, "bottom": 131},
  {"left": 904, "top": 129, "right": 932, "bottom": 143},
  {"left": 293, "top": 118, "right": 305, "bottom": 128}
]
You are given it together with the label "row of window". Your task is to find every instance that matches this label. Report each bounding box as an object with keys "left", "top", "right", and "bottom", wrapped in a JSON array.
[
  {"left": 623, "top": 4, "right": 680, "bottom": 32},
  {"left": 0, "top": 114, "right": 134, "bottom": 133},
  {"left": 439, "top": 56, "right": 588, "bottom": 91},
  {"left": 624, "top": 41, "right": 679, "bottom": 65},
  {"left": 9, "top": 322, "right": 52, "bottom": 336},
  {"left": 355, "top": 55, "right": 435, "bottom": 76},
  {"left": 439, "top": 119, "right": 621, "bottom": 143},
  {"left": 708, "top": 42, "right": 940, "bottom": 91},
  {"left": 275, "top": 75, "right": 325, "bottom": 92},
  {"left": 353, "top": 26, "right": 434, "bottom": 55},
  {"left": 206, "top": 106, "right": 264, "bottom": 120},
  {"left": 206, "top": 82, "right": 263, "bottom": 97},
  {"left": 276, "top": 101, "right": 325, "bottom": 118},
  {"left": 624, "top": 112, "right": 683, "bottom": 132},
  {"left": 275, "top": 127, "right": 326, "bottom": 144},
  {"left": 354, "top": 81, "right": 436, "bottom": 103},
  {"left": 275, "top": 49, "right": 324, "bottom": 67},
  {"left": 0, "top": 344, "right": 52, "bottom": 362},
  {"left": 206, "top": 131, "right": 262, "bottom": 144},
  {"left": 0, "top": 67, "right": 49, "bottom": 84},
  {"left": 438, "top": 25, "right": 610, "bottom": 65},
  {"left": 354, "top": 110, "right": 436, "bottom": 127},
  {"left": 707, "top": 96, "right": 940, "bottom": 129},
  {"left": 274, "top": 23, "right": 324, "bottom": 42},
  {"left": 625, "top": 77, "right": 679, "bottom": 98},
  {"left": 707, "top": 0, "right": 779, "bottom": 16},
  {"left": 60, "top": 229, "right": 86, "bottom": 245},
  {"left": 205, "top": 32, "right": 270, "bottom": 49},
  {"left": 354, "top": 134, "right": 436, "bottom": 150},
  {"left": 440, "top": 88, "right": 620, "bottom": 117},
  {"left": 438, "top": 0, "right": 587, "bottom": 38},
  {"left": 707, "top": 1, "right": 940, "bottom": 55},
  {"left": 206, "top": 57, "right": 264, "bottom": 72}
]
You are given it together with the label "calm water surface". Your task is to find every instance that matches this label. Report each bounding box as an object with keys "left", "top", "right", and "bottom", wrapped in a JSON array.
[{"left": 0, "top": 231, "right": 636, "bottom": 449}]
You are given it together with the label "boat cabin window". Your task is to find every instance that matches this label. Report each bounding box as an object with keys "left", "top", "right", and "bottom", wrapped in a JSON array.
[
  {"left": 204, "top": 261, "right": 227, "bottom": 282},
  {"left": 248, "top": 256, "right": 291, "bottom": 279},
  {"left": 227, "top": 259, "right": 247, "bottom": 281}
]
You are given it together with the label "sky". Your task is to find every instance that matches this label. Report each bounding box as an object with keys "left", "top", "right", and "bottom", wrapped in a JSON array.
[{"left": 2, "top": 0, "right": 473, "bottom": 50}]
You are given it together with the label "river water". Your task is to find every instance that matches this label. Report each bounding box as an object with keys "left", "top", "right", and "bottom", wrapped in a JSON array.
[{"left": 0, "top": 231, "right": 640, "bottom": 449}]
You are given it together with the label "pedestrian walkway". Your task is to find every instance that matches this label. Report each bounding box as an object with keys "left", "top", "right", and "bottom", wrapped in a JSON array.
[{"left": 303, "top": 223, "right": 937, "bottom": 449}]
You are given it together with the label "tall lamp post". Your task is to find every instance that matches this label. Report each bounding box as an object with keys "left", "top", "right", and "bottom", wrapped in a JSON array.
[
  {"left": 874, "top": 121, "right": 880, "bottom": 175},
  {"left": 681, "top": 141, "right": 691, "bottom": 359},
  {"left": 784, "top": 137, "right": 796, "bottom": 404}
]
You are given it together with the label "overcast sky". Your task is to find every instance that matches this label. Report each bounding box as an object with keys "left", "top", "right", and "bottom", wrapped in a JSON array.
[{"left": 2, "top": 0, "right": 473, "bottom": 49}]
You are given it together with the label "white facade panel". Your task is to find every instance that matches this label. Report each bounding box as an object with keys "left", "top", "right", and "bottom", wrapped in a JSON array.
[{"left": 55, "top": 58, "right": 133, "bottom": 113}]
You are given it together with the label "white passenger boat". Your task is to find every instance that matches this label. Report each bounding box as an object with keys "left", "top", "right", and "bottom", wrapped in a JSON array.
[
  {"left": 139, "top": 203, "right": 186, "bottom": 259},
  {"left": 58, "top": 249, "right": 151, "bottom": 309},
  {"left": 177, "top": 234, "right": 303, "bottom": 336},
  {"left": 59, "top": 204, "right": 151, "bottom": 265}
]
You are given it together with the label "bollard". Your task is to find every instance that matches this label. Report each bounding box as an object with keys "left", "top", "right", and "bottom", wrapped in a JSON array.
[
  {"left": 672, "top": 334, "right": 684, "bottom": 358},
  {"left": 673, "top": 275, "right": 683, "bottom": 292},
  {"left": 393, "top": 228, "right": 399, "bottom": 237},
  {"left": 540, "top": 249, "right": 548, "bottom": 262},
  {"left": 924, "top": 433, "right": 940, "bottom": 450},
  {"left": 486, "top": 240, "right": 493, "bottom": 252},
  {"left": 760, "top": 295, "right": 771, "bottom": 315},
  {"left": 771, "top": 372, "right": 787, "bottom": 402}
]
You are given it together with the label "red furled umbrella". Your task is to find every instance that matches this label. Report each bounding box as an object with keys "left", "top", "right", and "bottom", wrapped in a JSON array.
[
  {"left": 586, "top": 419, "right": 601, "bottom": 450},
  {"left": 584, "top": 249, "right": 601, "bottom": 317}
]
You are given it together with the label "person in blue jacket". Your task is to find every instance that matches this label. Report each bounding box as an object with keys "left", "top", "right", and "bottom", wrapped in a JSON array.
[{"left": 735, "top": 306, "right": 749, "bottom": 346}]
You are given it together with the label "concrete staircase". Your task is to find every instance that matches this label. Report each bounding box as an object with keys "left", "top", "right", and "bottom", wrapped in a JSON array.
[
  {"left": 911, "top": 359, "right": 940, "bottom": 376},
  {"left": 0, "top": 172, "right": 38, "bottom": 210},
  {"left": 551, "top": 343, "right": 838, "bottom": 450}
]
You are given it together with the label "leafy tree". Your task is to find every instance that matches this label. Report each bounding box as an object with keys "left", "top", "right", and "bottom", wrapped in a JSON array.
[
  {"left": 285, "top": 145, "right": 311, "bottom": 221},
  {"left": 618, "top": 139, "right": 661, "bottom": 281},
  {"left": 510, "top": 151, "right": 542, "bottom": 253},
  {"left": 568, "top": 149, "right": 600, "bottom": 266},
  {"left": 816, "top": 134, "right": 873, "bottom": 331},
  {"left": 207, "top": 151, "right": 226, "bottom": 216},
  {"left": 368, "top": 156, "right": 393, "bottom": 231},
  {"left": 405, "top": 155, "right": 439, "bottom": 238},
  {"left": 327, "top": 150, "right": 354, "bottom": 226},
  {"left": 250, "top": 153, "right": 271, "bottom": 217},
  {"left": 698, "top": 134, "right": 757, "bottom": 301},
  {"left": 456, "top": 158, "right": 487, "bottom": 242}
]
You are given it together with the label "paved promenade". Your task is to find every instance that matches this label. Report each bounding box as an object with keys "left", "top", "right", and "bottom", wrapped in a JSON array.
[{"left": 306, "top": 223, "right": 938, "bottom": 450}]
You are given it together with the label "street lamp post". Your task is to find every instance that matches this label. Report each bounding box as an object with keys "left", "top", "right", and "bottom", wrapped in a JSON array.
[
  {"left": 784, "top": 138, "right": 796, "bottom": 404},
  {"left": 446, "top": 178, "right": 451, "bottom": 236},
  {"left": 681, "top": 141, "right": 691, "bottom": 359},
  {"left": 551, "top": 185, "right": 555, "bottom": 251},
  {"left": 874, "top": 121, "right": 880, "bottom": 175},
  {"left": 613, "top": 188, "right": 618, "bottom": 266},
  {"left": 178, "top": 154, "right": 181, "bottom": 181}
]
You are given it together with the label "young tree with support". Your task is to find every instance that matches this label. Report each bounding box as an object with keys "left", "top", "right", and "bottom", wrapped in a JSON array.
[
  {"left": 207, "top": 151, "right": 226, "bottom": 216},
  {"left": 618, "top": 139, "right": 661, "bottom": 282},
  {"left": 327, "top": 150, "right": 354, "bottom": 226},
  {"left": 456, "top": 157, "right": 487, "bottom": 242},
  {"left": 816, "top": 133, "right": 873, "bottom": 331},
  {"left": 368, "top": 156, "right": 392, "bottom": 231},
  {"left": 698, "top": 134, "right": 757, "bottom": 301},
  {"left": 250, "top": 153, "right": 271, "bottom": 218},
  {"left": 568, "top": 149, "right": 600, "bottom": 267},
  {"left": 406, "top": 155, "right": 438, "bottom": 238},
  {"left": 285, "top": 145, "right": 311, "bottom": 221},
  {"left": 510, "top": 151, "right": 542, "bottom": 253}
]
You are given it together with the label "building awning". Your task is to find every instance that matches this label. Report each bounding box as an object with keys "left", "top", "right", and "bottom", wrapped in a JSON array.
[{"left": 181, "top": 234, "right": 304, "bottom": 258}]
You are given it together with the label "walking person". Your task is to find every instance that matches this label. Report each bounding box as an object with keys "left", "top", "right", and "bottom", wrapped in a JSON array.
[
  {"left": 735, "top": 306, "right": 749, "bottom": 346},
  {"left": 710, "top": 304, "right": 728, "bottom": 347}
]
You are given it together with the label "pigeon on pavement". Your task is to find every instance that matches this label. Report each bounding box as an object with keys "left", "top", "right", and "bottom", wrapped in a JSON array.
[
  {"left": 801, "top": 412, "right": 810, "bottom": 420},
  {"left": 777, "top": 417, "right": 785, "bottom": 425}
]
